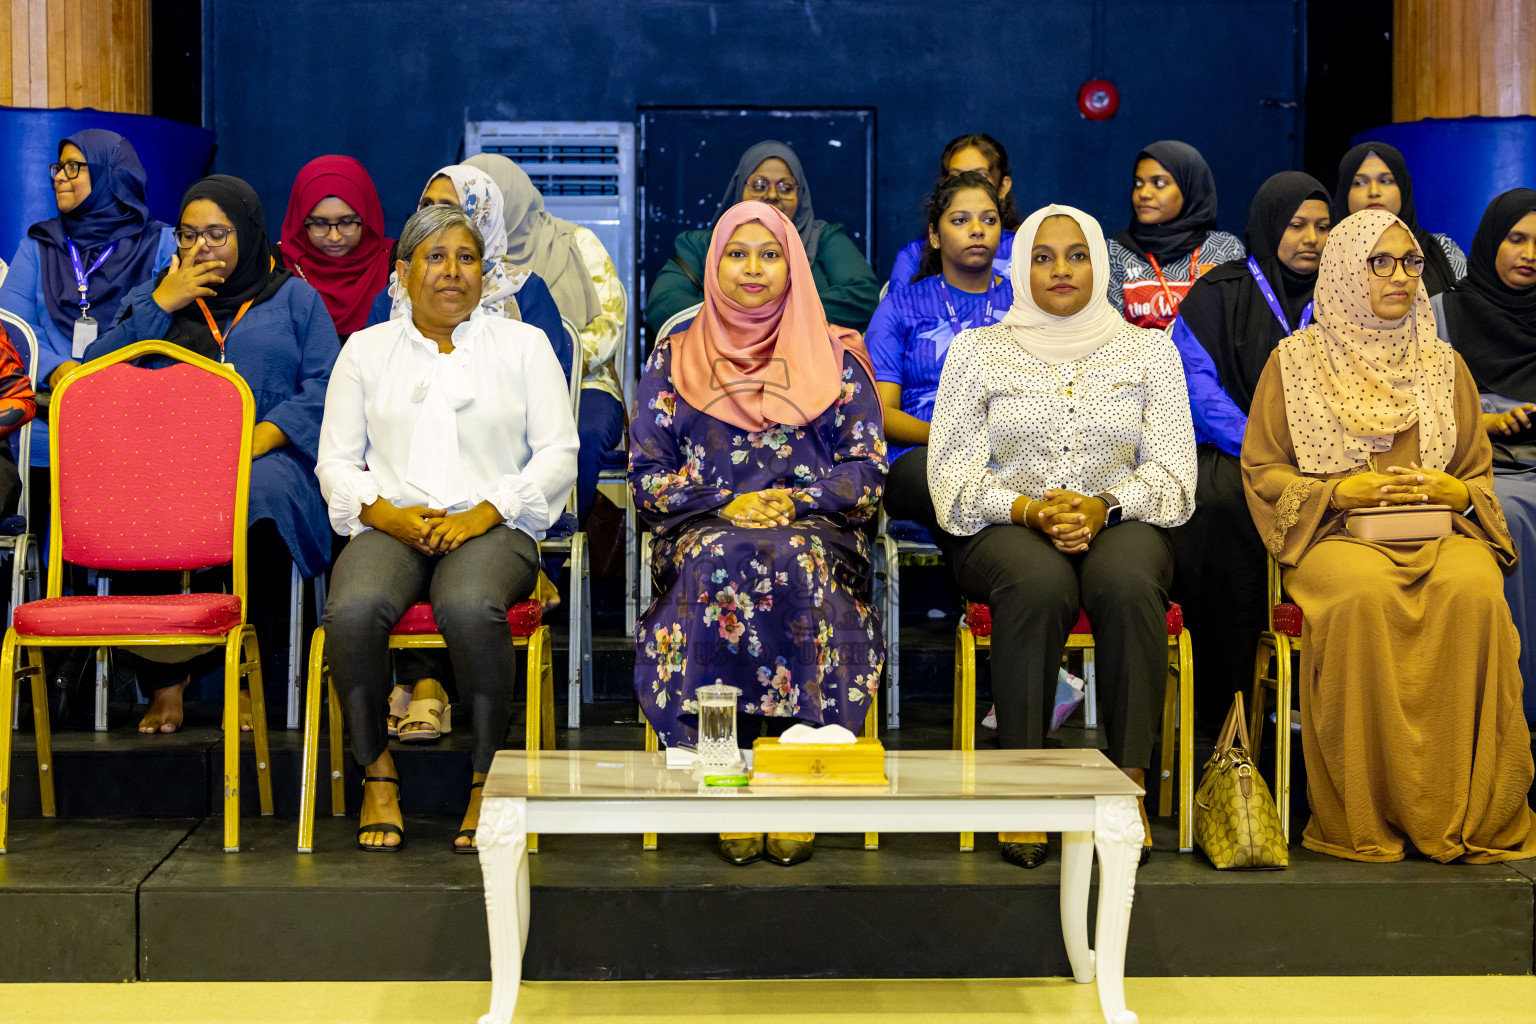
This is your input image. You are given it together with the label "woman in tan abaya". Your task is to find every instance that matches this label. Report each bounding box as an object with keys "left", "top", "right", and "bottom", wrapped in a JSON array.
[{"left": 1241, "top": 207, "right": 1536, "bottom": 864}]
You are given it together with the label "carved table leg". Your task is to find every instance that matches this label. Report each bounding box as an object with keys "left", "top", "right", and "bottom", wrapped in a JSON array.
[
  {"left": 477, "top": 796, "right": 528, "bottom": 1024},
  {"left": 1092, "top": 795, "right": 1142, "bottom": 1024},
  {"left": 1059, "top": 829, "right": 1095, "bottom": 984}
]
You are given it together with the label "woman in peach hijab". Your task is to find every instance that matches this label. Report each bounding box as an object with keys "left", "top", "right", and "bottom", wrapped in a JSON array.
[
  {"left": 1242, "top": 207, "right": 1536, "bottom": 864},
  {"left": 629, "top": 200, "right": 888, "bottom": 868}
]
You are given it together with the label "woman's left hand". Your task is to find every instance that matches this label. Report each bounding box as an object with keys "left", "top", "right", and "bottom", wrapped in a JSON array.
[
  {"left": 1384, "top": 463, "right": 1471, "bottom": 513},
  {"left": 250, "top": 421, "right": 289, "bottom": 459},
  {"left": 425, "top": 501, "right": 504, "bottom": 553},
  {"left": 1039, "top": 489, "right": 1108, "bottom": 553},
  {"left": 1483, "top": 404, "right": 1536, "bottom": 436}
]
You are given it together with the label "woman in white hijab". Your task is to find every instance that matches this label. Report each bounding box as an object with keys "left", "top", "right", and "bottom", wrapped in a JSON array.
[{"left": 928, "top": 204, "right": 1198, "bottom": 870}]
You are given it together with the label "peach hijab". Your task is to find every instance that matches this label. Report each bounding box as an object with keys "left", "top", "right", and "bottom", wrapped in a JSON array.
[
  {"left": 1276, "top": 208, "right": 1456, "bottom": 475},
  {"left": 671, "top": 200, "right": 876, "bottom": 432}
]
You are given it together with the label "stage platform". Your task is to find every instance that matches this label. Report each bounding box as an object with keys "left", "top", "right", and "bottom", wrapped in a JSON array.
[{"left": 5, "top": 698, "right": 1536, "bottom": 984}]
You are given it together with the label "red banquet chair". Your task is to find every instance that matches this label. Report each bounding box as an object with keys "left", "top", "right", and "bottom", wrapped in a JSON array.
[
  {"left": 0, "top": 341, "right": 271, "bottom": 854},
  {"left": 296, "top": 599, "right": 555, "bottom": 853},
  {"left": 956, "top": 601, "right": 1194, "bottom": 853},
  {"left": 1249, "top": 556, "right": 1299, "bottom": 841}
]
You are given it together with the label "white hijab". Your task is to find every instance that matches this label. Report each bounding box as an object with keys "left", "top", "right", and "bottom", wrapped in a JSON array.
[{"left": 999, "top": 204, "right": 1127, "bottom": 365}]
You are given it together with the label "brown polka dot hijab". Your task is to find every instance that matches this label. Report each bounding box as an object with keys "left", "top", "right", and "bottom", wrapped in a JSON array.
[{"left": 1276, "top": 208, "right": 1456, "bottom": 475}]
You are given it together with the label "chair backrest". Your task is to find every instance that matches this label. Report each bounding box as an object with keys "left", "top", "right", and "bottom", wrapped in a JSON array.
[
  {"left": 656, "top": 301, "right": 703, "bottom": 342},
  {"left": 561, "top": 317, "right": 583, "bottom": 411},
  {"left": 49, "top": 341, "right": 255, "bottom": 600},
  {"left": 878, "top": 280, "right": 889, "bottom": 302},
  {"left": 0, "top": 308, "right": 39, "bottom": 528},
  {"left": 546, "top": 311, "right": 576, "bottom": 389}
]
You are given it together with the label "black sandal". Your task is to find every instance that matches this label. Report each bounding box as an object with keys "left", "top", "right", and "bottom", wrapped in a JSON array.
[
  {"left": 357, "top": 776, "right": 404, "bottom": 853},
  {"left": 453, "top": 780, "right": 485, "bottom": 855}
]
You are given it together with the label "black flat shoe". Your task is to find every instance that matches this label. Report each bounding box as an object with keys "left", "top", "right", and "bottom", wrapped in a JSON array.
[
  {"left": 1001, "top": 842, "right": 1049, "bottom": 869},
  {"left": 717, "top": 835, "right": 764, "bottom": 865},
  {"left": 764, "top": 834, "right": 814, "bottom": 866},
  {"left": 454, "top": 781, "right": 485, "bottom": 855},
  {"left": 357, "top": 776, "right": 404, "bottom": 853},
  {"left": 1140, "top": 843, "right": 1152, "bottom": 867}
]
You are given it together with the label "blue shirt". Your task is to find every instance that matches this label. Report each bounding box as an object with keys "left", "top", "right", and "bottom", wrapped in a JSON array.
[
  {"left": 866, "top": 274, "right": 1012, "bottom": 461},
  {"left": 887, "top": 228, "right": 1015, "bottom": 294},
  {"left": 1167, "top": 314, "right": 1248, "bottom": 456}
]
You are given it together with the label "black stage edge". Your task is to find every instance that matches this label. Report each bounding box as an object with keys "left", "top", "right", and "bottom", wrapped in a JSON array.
[{"left": 4, "top": 700, "right": 1536, "bottom": 981}]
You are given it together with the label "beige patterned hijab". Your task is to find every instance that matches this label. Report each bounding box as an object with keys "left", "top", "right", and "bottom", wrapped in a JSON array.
[{"left": 1276, "top": 208, "right": 1456, "bottom": 475}]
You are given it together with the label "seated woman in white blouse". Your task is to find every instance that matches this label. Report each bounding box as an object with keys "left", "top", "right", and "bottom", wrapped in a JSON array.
[
  {"left": 928, "top": 204, "right": 1197, "bottom": 870},
  {"left": 316, "top": 205, "right": 579, "bottom": 853}
]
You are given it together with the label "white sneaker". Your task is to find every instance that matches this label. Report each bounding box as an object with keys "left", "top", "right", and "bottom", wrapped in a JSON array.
[{"left": 982, "top": 705, "right": 997, "bottom": 730}]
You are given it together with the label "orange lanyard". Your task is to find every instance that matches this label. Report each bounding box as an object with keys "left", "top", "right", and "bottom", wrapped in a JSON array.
[
  {"left": 194, "top": 298, "right": 253, "bottom": 361},
  {"left": 1144, "top": 244, "right": 1203, "bottom": 314}
]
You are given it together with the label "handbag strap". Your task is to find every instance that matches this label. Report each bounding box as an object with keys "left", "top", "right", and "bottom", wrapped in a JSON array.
[{"left": 1214, "top": 691, "right": 1253, "bottom": 756}]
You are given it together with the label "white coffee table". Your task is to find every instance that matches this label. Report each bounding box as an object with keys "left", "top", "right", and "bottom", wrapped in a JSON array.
[{"left": 476, "top": 747, "right": 1146, "bottom": 1024}]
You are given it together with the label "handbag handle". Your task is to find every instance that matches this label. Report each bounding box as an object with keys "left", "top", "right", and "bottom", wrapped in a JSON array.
[{"left": 1214, "top": 691, "right": 1253, "bottom": 756}]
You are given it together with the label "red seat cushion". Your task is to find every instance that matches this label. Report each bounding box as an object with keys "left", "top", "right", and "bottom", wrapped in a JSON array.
[
  {"left": 390, "top": 600, "right": 543, "bottom": 638},
  {"left": 14, "top": 593, "right": 243, "bottom": 637},
  {"left": 1273, "top": 602, "right": 1303, "bottom": 638},
  {"left": 967, "top": 601, "right": 1184, "bottom": 639}
]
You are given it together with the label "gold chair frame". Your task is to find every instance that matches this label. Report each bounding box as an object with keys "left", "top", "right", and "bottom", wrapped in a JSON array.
[{"left": 1248, "top": 556, "right": 1295, "bottom": 841}]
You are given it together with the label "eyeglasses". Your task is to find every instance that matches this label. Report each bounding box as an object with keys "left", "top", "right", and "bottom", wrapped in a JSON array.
[
  {"left": 304, "top": 216, "right": 364, "bottom": 237},
  {"left": 49, "top": 161, "right": 86, "bottom": 180},
  {"left": 1366, "top": 253, "right": 1426, "bottom": 278},
  {"left": 173, "top": 226, "right": 235, "bottom": 249},
  {"left": 745, "top": 178, "right": 799, "bottom": 198}
]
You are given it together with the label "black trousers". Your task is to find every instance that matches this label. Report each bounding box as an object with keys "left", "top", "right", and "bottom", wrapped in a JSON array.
[
  {"left": 950, "top": 520, "right": 1173, "bottom": 770},
  {"left": 883, "top": 446, "right": 965, "bottom": 561},
  {"left": 323, "top": 526, "right": 539, "bottom": 773},
  {"left": 1167, "top": 445, "right": 1268, "bottom": 725}
]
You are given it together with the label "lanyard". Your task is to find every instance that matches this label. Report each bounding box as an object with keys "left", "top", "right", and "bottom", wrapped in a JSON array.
[
  {"left": 1144, "top": 244, "right": 1202, "bottom": 316},
  {"left": 194, "top": 298, "right": 254, "bottom": 361},
  {"left": 942, "top": 281, "right": 1001, "bottom": 340},
  {"left": 1246, "top": 256, "right": 1313, "bottom": 334},
  {"left": 66, "top": 239, "right": 117, "bottom": 315}
]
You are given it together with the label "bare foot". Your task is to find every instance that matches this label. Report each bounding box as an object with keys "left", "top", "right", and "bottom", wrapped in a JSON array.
[
  {"left": 398, "top": 678, "right": 448, "bottom": 740},
  {"left": 455, "top": 773, "right": 488, "bottom": 851},
  {"left": 138, "top": 680, "right": 190, "bottom": 734},
  {"left": 359, "top": 752, "right": 403, "bottom": 850},
  {"left": 239, "top": 688, "right": 252, "bottom": 732}
]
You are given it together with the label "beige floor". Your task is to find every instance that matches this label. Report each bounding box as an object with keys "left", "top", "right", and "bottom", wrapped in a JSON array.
[{"left": 7, "top": 977, "right": 1536, "bottom": 1024}]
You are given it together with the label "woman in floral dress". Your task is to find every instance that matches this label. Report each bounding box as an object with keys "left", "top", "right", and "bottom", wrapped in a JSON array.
[{"left": 630, "top": 201, "right": 887, "bottom": 867}]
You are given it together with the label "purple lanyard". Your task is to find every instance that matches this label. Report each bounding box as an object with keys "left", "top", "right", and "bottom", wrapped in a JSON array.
[
  {"left": 66, "top": 238, "right": 117, "bottom": 315},
  {"left": 942, "top": 283, "right": 1000, "bottom": 340},
  {"left": 1247, "top": 256, "right": 1312, "bottom": 334}
]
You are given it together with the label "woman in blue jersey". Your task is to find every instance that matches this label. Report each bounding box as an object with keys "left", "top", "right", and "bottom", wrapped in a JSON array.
[
  {"left": 886, "top": 134, "right": 1020, "bottom": 294},
  {"left": 868, "top": 171, "right": 1010, "bottom": 546}
]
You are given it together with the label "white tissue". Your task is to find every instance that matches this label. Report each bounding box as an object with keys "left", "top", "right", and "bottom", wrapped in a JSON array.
[{"left": 778, "top": 723, "right": 858, "bottom": 745}]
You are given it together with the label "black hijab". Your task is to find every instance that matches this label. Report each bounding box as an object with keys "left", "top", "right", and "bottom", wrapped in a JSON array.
[
  {"left": 1112, "top": 140, "right": 1219, "bottom": 263},
  {"left": 156, "top": 175, "right": 291, "bottom": 362},
  {"left": 1331, "top": 142, "right": 1458, "bottom": 296},
  {"left": 1443, "top": 188, "right": 1536, "bottom": 402},
  {"left": 26, "top": 129, "right": 169, "bottom": 338},
  {"left": 1176, "top": 171, "right": 1331, "bottom": 414},
  {"left": 710, "top": 140, "right": 827, "bottom": 264}
]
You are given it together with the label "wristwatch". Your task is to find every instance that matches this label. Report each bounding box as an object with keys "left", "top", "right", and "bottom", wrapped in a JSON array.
[{"left": 1094, "top": 492, "right": 1123, "bottom": 528}]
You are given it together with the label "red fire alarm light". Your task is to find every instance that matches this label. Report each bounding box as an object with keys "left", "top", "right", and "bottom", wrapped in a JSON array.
[{"left": 1078, "top": 79, "right": 1120, "bottom": 121}]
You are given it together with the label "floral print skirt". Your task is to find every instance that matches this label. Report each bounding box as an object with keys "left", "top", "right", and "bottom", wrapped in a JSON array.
[{"left": 635, "top": 516, "right": 885, "bottom": 748}]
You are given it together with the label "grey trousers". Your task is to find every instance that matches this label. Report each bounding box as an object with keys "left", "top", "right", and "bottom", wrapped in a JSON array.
[
  {"left": 323, "top": 526, "right": 539, "bottom": 773},
  {"left": 950, "top": 520, "right": 1173, "bottom": 770}
]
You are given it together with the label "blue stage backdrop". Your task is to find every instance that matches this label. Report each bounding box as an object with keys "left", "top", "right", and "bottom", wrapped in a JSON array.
[
  {"left": 0, "top": 107, "right": 216, "bottom": 265},
  {"left": 206, "top": 0, "right": 1302, "bottom": 279},
  {"left": 1352, "top": 116, "right": 1536, "bottom": 250}
]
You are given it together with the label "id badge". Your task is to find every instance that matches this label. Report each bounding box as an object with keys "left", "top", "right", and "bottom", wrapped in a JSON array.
[{"left": 72, "top": 316, "right": 98, "bottom": 358}]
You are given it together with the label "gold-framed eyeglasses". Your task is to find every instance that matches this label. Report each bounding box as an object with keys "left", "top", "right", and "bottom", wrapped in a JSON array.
[
  {"left": 49, "top": 161, "right": 86, "bottom": 180},
  {"left": 173, "top": 226, "right": 235, "bottom": 249},
  {"left": 304, "top": 216, "right": 364, "bottom": 237},
  {"left": 1366, "top": 253, "right": 1425, "bottom": 278},
  {"left": 745, "top": 177, "right": 798, "bottom": 198}
]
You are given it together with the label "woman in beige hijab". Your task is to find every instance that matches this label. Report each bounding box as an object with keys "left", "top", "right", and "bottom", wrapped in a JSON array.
[{"left": 1242, "top": 207, "right": 1536, "bottom": 863}]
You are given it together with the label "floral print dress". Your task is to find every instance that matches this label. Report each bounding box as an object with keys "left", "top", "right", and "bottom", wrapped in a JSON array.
[{"left": 630, "top": 340, "right": 888, "bottom": 747}]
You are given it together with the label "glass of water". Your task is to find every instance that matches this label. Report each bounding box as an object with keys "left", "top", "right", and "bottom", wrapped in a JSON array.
[{"left": 695, "top": 683, "right": 743, "bottom": 771}]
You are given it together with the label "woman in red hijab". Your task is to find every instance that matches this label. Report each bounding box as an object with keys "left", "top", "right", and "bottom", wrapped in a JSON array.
[
  {"left": 278, "top": 156, "right": 394, "bottom": 339},
  {"left": 629, "top": 201, "right": 888, "bottom": 868}
]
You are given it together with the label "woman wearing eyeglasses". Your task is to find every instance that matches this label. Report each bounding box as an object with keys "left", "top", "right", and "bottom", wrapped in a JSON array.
[
  {"left": 1241, "top": 208, "right": 1536, "bottom": 864},
  {"left": 276, "top": 156, "right": 395, "bottom": 342},
  {"left": 645, "top": 140, "right": 880, "bottom": 338},
  {"left": 84, "top": 175, "right": 340, "bottom": 735}
]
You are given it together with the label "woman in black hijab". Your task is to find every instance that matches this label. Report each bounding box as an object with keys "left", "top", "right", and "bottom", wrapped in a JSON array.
[
  {"left": 643, "top": 139, "right": 880, "bottom": 335},
  {"left": 85, "top": 175, "right": 340, "bottom": 734},
  {"left": 1165, "top": 171, "right": 1333, "bottom": 723},
  {"left": 1105, "top": 140, "right": 1245, "bottom": 328},
  {"left": 1437, "top": 188, "right": 1536, "bottom": 716},
  {"left": 1333, "top": 142, "right": 1465, "bottom": 296}
]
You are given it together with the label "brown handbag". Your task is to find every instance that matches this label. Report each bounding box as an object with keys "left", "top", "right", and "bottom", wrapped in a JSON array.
[{"left": 1192, "top": 691, "right": 1289, "bottom": 870}]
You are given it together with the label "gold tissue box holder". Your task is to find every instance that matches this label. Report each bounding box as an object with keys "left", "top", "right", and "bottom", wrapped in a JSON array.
[{"left": 748, "top": 736, "right": 889, "bottom": 786}]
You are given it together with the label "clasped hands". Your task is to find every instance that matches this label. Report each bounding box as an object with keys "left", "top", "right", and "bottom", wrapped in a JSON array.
[
  {"left": 721, "top": 489, "right": 796, "bottom": 528},
  {"left": 1331, "top": 462, "right": 1469, "bottom": 512},
  {"left": 360, "top": 497, "right": 504, "bottom": 555},
  {"left": 1014, "top": 489, "right": 1108, "bottom": 554}
]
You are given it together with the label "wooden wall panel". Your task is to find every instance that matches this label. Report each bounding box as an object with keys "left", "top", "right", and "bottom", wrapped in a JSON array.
[
  {"left": 0, "top": 0, "right": 149, "bottom": 113},
  {"left": 1396, "top": 0, "right": 1536, "bottom": 120}
]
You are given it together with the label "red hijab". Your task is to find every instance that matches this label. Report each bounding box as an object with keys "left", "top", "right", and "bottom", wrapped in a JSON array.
[
  {"left": 277, "top": 155, "right": 394, "bottom": 336},
  {"left": 672, "top": 201, "right": 876, "bottom": 432}
]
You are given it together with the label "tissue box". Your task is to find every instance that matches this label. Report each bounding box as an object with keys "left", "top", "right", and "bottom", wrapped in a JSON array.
[{"left": 748, "top": 736, "right": 889, "bottom": 786}]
